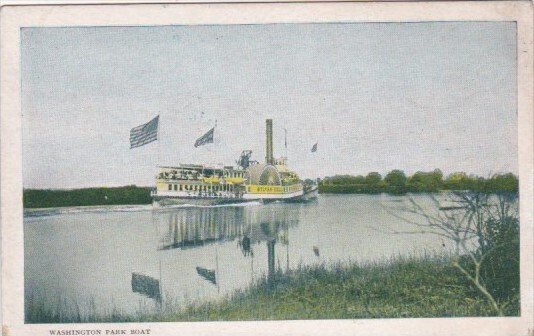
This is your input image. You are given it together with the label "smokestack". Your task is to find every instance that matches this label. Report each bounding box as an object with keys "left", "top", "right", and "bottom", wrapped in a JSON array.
[{"left": 266, "top": 119, "right": 273, "bottom": 165}]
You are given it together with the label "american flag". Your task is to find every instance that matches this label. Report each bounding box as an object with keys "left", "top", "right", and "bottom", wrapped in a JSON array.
[
  {"left": 194, "top": 127, "right": 215, "bottom": 147},
  {"left": 130, "top": 115, "right": 159, "bottom": 149}
]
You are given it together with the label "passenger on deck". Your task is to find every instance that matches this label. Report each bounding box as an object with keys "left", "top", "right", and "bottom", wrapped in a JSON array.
[{"left": 239, "top": 235, "right": 252, "bottom": 256}]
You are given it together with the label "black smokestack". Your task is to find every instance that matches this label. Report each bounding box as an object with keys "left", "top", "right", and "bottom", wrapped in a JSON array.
[{"left": 266, "top": 119, "right": 273, "bottom": 165}]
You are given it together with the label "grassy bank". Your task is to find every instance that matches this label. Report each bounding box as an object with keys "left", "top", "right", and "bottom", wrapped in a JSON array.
[
  {"left": 156, "top": 256, "right": 519, "bottom": 321},
  {"left": 26, "top": 255, "right": 519, "bottom": 323},
  {"left": 23, "top": 186, "right": 152, "bottom": 208}
]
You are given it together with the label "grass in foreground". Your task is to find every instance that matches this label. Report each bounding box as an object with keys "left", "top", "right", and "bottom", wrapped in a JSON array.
[
  {"left": 26, "top": 255, "right": 519, "bottom": 323},
  {"left": 154, "top": 256, "right": 519, "bottom": 321}
]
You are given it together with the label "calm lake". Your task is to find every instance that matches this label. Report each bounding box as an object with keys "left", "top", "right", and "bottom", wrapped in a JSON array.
[{"left": 24, "top": 194, "right": 451, "bottom": 317}]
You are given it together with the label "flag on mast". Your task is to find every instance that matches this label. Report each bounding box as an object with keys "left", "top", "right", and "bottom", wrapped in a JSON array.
[
  {"left": 194, "top": 127, "right": 215, "bottom": 147},
  {"left": 130, "top": 115, "right": 159, "bottom": 149},
  {"left": 311, "top": 142, "right": 318, "bottom": 152}
]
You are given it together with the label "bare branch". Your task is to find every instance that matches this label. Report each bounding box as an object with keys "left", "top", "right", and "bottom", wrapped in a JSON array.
[{"left": 388, "top": 193, "right": 513, "bottom": 316}]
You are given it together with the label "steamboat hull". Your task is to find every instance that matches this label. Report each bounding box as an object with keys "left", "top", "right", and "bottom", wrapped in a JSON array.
[
  {"left": 153, "top": 187, "right": 317, "bottom": 207},
  {"left": 153, "top": 196, "right": 253, "bottom": 207},
  {"left": 281, "top": 186, "right": 318, "bottom": 203}
]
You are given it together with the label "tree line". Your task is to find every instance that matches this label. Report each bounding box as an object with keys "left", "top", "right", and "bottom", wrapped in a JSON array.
[
  {"left": 23, "top": 171, "right": 519, "bottom": 208},
  {"left": 24, "top": 185, "right": 152, "bottom": 208},
  {"left": 318, "top": 170, "right": 518, "bottom": 195}
]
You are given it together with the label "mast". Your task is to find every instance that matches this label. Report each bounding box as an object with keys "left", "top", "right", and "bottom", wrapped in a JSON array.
[{"left": 284, "top": 128, "right": 288, "bottom": 160}]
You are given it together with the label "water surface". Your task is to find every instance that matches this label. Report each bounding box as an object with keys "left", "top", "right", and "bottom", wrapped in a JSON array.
[{"left": 24, "top": 194, "right": 449, "bottom": 316}]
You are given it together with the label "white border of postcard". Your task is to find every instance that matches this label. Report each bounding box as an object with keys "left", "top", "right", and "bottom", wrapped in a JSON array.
[{"left": 1, "top": 1, "right": 533, "bottom": 335}]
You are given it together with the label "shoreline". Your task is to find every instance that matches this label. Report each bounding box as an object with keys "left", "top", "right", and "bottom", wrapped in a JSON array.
[
  {"left": 23, "top": 171, "right": 518, "bottom": 209},
  {"left": 26, "top": 254, "right": 520, "bottom": 323},
  {"left": 157, "top": 255, "right": 519, "bottom": 321},
  {"left": 22, "top": 189, "right": 501, "bottom": 210},
  {"left": 23, "top": 186, "right": 152, "bottom": 209}
]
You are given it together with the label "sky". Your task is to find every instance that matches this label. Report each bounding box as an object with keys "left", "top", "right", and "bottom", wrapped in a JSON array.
[{"left": 21, "top": 22, "right": 518, "bottom": 189}]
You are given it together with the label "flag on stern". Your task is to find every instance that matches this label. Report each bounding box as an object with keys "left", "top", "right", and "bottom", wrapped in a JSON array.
[
  {"left": 130, "top": 115, "right": 159, "bottom": 149},
  {"left": 311, "top": 142, "right": 318, "bottom": 152},
  {"left": 194, "top": 127, "right": 215, "bottom": 147}
]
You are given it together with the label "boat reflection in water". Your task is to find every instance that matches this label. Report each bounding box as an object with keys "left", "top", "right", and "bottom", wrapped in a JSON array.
[{"left": 132, "top": 204, "right": 300, "bottom": 304}]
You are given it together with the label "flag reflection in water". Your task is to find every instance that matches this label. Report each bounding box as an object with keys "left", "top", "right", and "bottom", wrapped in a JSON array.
[
  {"left": 131, "top": 272, "right": 161, "bottom": 302},
  {"left": 158, "top": 206, "right": 298, "bottom": 291}
]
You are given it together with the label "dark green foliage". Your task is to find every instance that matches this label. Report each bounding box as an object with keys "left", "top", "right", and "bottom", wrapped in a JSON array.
[
  {"left": 481, "top": 174, "right": 519, "bottom": 193},
  {"left": 317, "top": 183, "right": 383, "bottom": 194},
  {"left": 443, "top": 172, "right": 481, "bottom": 191},
  {"left": 25, "top": 255, "right": 520, "bottom": 323},
  {"left": 384, "top": 170, "right": 408, "bottom": 195},
  {"left": 480, "top": 215, "right": 520, "bottom": 301},
  {"left": 318, "top": 174, "right": 382, "bottom": 194},
  {"left": 23, "top": 185, "right": 152, "bottom": 208},
  {"left": 405, "top": 190, "right": 520, "bottom": 315},
  {"left": 165, "top": 257, "right": 518, "bottom": 321},
  {"left": 319, "top": 171, "right": 518, "bottom": 195},
  {"left": 384, "top": 170, "right": 407, "bottom": 187},
  {"left": 443, "top": 172, "right": 519, "bottom": 193},
  {"left": 407, "top": 169, "right": 443, "bottom": 192},
  {"left": 365, "top": 172, "right": 382, "bottom": 186},
  {"left": 450, "top": 190, "right": 520, "bottom": 304}
]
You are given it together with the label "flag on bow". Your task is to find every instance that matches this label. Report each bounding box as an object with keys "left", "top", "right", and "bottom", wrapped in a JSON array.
[
  {"left": 194, "top": 127, "right": 215, "bottom": 147},
  {"left": 311, "top": 142, "right": 318, "bottom": 152},
  {"left": 130, "top": 115, "right": 159, "bottom": 149}
]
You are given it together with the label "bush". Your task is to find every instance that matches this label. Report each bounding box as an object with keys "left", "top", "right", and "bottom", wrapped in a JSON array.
[{"left": 481, "top": 215, "right": 520, "bottom": 300}]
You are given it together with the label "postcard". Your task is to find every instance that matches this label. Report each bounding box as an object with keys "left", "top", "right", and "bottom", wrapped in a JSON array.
[{"left": 1, "top": 1, "right": 533, "bottom": 335}]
